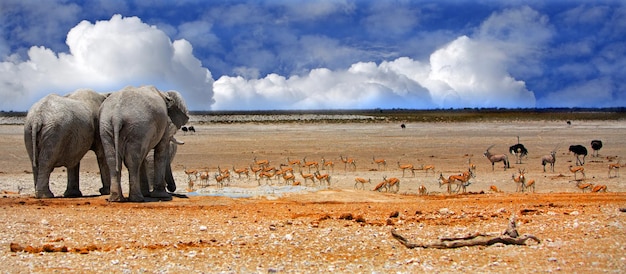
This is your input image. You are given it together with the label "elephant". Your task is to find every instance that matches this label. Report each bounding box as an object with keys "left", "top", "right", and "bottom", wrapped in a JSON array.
[
  {"left": 140, "top": 126, "right": 184, "bottom": 196},
  {"left": 99, "top": 85, "right": 189, "bottom": 202},
  {"left": 23, "top": 89, "right": 111, "bottom": 198}
]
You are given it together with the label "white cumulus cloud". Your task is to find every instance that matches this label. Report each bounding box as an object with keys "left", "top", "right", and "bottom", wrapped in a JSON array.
[{"left": 0, "top": 14, "right": 214, "bottom": 111}]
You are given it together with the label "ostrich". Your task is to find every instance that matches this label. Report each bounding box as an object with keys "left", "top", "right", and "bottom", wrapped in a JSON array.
[
  {"left": 188, "top": 125, "right": 196, "bottom": 134},
  {"left": 569, "top": 145, "right": 588, "bottom": 166},
  {"left": 181, "top": 126, "right": 188, "bottom": 135},
  {"left": 509, "top": 136, "right": 528, "bottom": 164},
  {"left": 590, "top": 140, "right": 602, "bottom": 157}
]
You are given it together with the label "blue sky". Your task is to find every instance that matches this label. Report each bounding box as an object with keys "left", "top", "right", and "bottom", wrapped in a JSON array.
[{"left": 1, "top": 0, "right": 625, "bottom": 111}]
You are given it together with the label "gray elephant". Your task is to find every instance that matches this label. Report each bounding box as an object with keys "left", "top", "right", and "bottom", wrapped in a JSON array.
[
  {"left": 140, "top": 127, "right": 184, "bottom": 195},
  {"left": 99, "top": 85, "right": 189, "bottom": 202},
  {"left": 24, "top": 89, "right": 111, "bottom": 198}
]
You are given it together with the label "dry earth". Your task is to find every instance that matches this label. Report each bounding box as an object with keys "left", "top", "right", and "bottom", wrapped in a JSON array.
[{"left": 0, "top": 117, "right": 625, "bottom": 273}]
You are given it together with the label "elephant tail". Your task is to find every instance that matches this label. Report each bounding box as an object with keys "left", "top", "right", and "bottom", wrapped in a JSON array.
[
  {"left": 29, "top": 122, "right": 40, "bottom": 170},
  {"left": 113, "top": 118, "right": 122, "bottom": 173}
]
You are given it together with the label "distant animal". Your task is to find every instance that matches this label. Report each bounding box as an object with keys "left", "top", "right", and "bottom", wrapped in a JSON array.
[
  {"left": 608, "top": 160, "right": 620, "bottom": 178},
  {"left": 590, "top": 140, "right": 602, "bottom": 157},
  {"left": 576, "top": 181, "right": 592, "bottom": 193},
  {"left": 569, "top": 145, "right": 588, "bottom": 166},
  {"left": 483, "top": 145, "right": 510, "bottom": 171},
  {"left": 591, "top": 184, "right": 607, "bottom": 193},
  {"left": 541, "top": 145, "right": 559, "bottom": 172},
  {"left": 181, "top": 126, "right": 188, "bottom": 135},
  {"left": 418, "top": 185, "right": 427, "bottom": 195},
  {"left": 509, "top": 136, "right": 528, "bottom": 164},
  {"left": 400, "top": 124, "right": 406, "bottom": 129},
  {"left": 567, "top": 121, "right": 571, "bottom": 126},
  {"left": 569, "top": 165, "right": 585, "bottom": 180}
]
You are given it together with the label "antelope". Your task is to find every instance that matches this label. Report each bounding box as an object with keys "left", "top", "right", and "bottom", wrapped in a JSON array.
[
  {"left": 282, "top": 173, "right": 296, "bottom": 185},
  {"left": 187, "top": 179, "right": 195, "bottom": 192},
  {"left": 591, "top": 184, "right": 607, "bottom": 193},
  {"left": 576, "top": 181, "right": 593, "bottom": 193},
  {"left": 257, "top": 170, "right": 274, "bottom": 185},
  {"left": 397, "top": 162, "right": 415, "bottom": 177},
  {"left": 373, "top": 180, "right": 387, "bottom": 192},
  {"left": 383, "top": 176, "right": 400, "bottom": 193},
  {"left": 249, "top": 165, "right": 262, "bottom": 180},
  {"left": 302, "top": 157, "right": 319, "bottom": 172},
  {"left": 339, "top": 155, "right": 356, "bottom": 171},
  {"left": 253, "top": 157, "right": 270, "bottom": 167},
  {"left": 314, "top": 171, "right": 331, "bottom": 186},
  {"left": 418, "top": 185, "right": 427, "bottom": 195},
  {"left": 483, "top": 145, "right": 510, "bottom": 171},
  {"left": 524, "top": 178, "right": 536, "bottom": 193},
  {"left": 608, "top": 160, "right": 620, "bottom": 178},
  {"left": 569, "top": 165, "right": 585, "bottom": 180},
  {"left": 214, "top": 172, "right": 229, "bottom": 188},
  {"left": 448, "top": 168, "right": 474, "bottom": 193},
  {"left": 197, "top": 170, "right": 210, "bottom": 187},
  {"left": 354, "top": 177, "right": 371, "bottom": 190},
  {"left": 422, "top": 164, "right": 436, "bottom": 174},
  {"left": 438, "top": 173, "right": 453, "bottom": 194},
  {"left": 300, "top": 171, "right": 315, "bottom": 186},
  {"left": 372, "top": 156, "right": 387, "bottom": 170},
  {"left": 233, "top": 166, "right": 250, "bottom": 179},
  {"left": 321, "top": 157, "right": 335, "bottom": 172},
  {"left": 184, "top": 166, "right": 199, "bottom": 180},
  {"left": 511, "top": 169, "right": 526, "bottom": 192},
  {"left": 541, "top": 146, "right": 558, "bottom": 172},
  {"left": 287, "top": 157, "right": 301, "bottom": 172},
  {"left": 489, "top": 185, "right": 501, "bottom": 193}
]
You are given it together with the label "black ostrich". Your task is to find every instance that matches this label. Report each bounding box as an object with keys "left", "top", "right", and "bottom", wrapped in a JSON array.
[
  {"left": 509, "top": 136, "right": 528, "bottom": 164},
  {"left": 400, "top": 124, "right": 406, "bottom": 129},
  {"left": 188, "top": 125, "right": 196, "bottom": 134},
  {"left": 590, "top": 140, "right": 602, "bottom": 157},
  {"left": 569, "top": 145, "right": 588, "bottom": 166},
  {"left": 181, "top": 126, "right": 188, "bottom": 135}
]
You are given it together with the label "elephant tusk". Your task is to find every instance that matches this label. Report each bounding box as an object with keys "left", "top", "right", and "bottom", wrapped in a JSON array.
[{"left": 171, "top": 137, "right": 185, "bottom": 145}]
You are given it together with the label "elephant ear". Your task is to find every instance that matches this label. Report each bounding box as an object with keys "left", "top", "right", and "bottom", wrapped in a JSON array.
[{"left": 163, "top": 91, "right": 189, "bottom": 129}]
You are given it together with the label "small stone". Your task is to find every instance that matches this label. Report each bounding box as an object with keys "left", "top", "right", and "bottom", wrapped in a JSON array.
[{"left": 199, "top": 225, "right": 207, "bottom": 231}]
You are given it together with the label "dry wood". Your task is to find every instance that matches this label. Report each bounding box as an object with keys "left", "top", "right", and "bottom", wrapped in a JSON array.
[{"left": 391, "top": 215, "right": 540, "bottom": 249}]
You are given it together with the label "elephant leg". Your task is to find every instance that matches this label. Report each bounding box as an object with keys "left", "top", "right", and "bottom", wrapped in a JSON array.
[
  {"left": 106, "top": 155, "right": 125, "bottom": 202},
  {"left": 63, "top": 164, "right": 83, "bottom": 197},
  {"left": 165, "top": 163, "right": 176, "bottom": 192},
  {"left": 35, "top": 166, "right": 54, "bottom": 199},
  {"left": 139, "top": 159, "right": 151, "bottom": 196},
  {"left": 126, "top": 156, "right": 145, "bottom": 202},
  {"left": 93, "top": 142, "right": 111, "bottom": 195},
  {"left": 150, "top": 142, "right": 171, "bottom": 199}
]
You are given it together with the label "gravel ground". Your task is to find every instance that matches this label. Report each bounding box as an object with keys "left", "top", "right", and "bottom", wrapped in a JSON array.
[{"left": 1, "top": 117, "right": 625, "bottom": 273}]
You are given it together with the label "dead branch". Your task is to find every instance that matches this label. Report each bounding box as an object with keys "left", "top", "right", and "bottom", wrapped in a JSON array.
[{"left": 391, "top": 214, "right": 540, "bottom": 249}]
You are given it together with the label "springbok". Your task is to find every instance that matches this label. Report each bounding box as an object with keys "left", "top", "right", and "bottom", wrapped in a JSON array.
[
  {"left": 569, "top": 165, "right": 585, "bottom": 180},
  {"left": 608, "top": 160, "right": 620, "bottom": 178},
  {"left": 576, "top": 181, "right": 592, "bottom": 193},
  {"left": 302, "top": 157, "right": 319, "bottom": 172},
  {"left": 418, "top": 185, "right": 427, "bottom": 195},
  {"left": 354, "top": 177, "right": 371, "bottom": 190},
  {"left": 314, "top": 171, "right": 331, "bottom": 186},
  {"left": 591, "top": 184, "right": 607, "bottom": 193},
  {"left": 383, "top": 176, "right": 400, "bottom": 193},
  {"left": 321, "top": 157, "right": 335, "bottom": 172},
  {"left": 448, "top": 168, "right": 475, "bottom": 193},
  {"left": 483, "top": 145, "right": 510, "bottom": 171},
  {"left": 438, "top": 173, "right": 453, "bottom": 194},
  {"left": 372, "top": 156, "right": 387, "bottom": 170},
  {"left": 300, "top": 171, "right": 315, "bottom": 186},
  {"left": 339, "top": 155, "right": 356, "bottom": 171},
  {"left": 397, "top": 162, "right": 415, "bottom": 177},
  {"left": 511, "top": 169, "right": 526, "bottom": 193}
]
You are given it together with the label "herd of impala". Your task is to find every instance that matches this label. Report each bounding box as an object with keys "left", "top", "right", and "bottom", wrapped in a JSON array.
[{"left": 181, "top": 141, "right": 620, "bottom": 195}]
